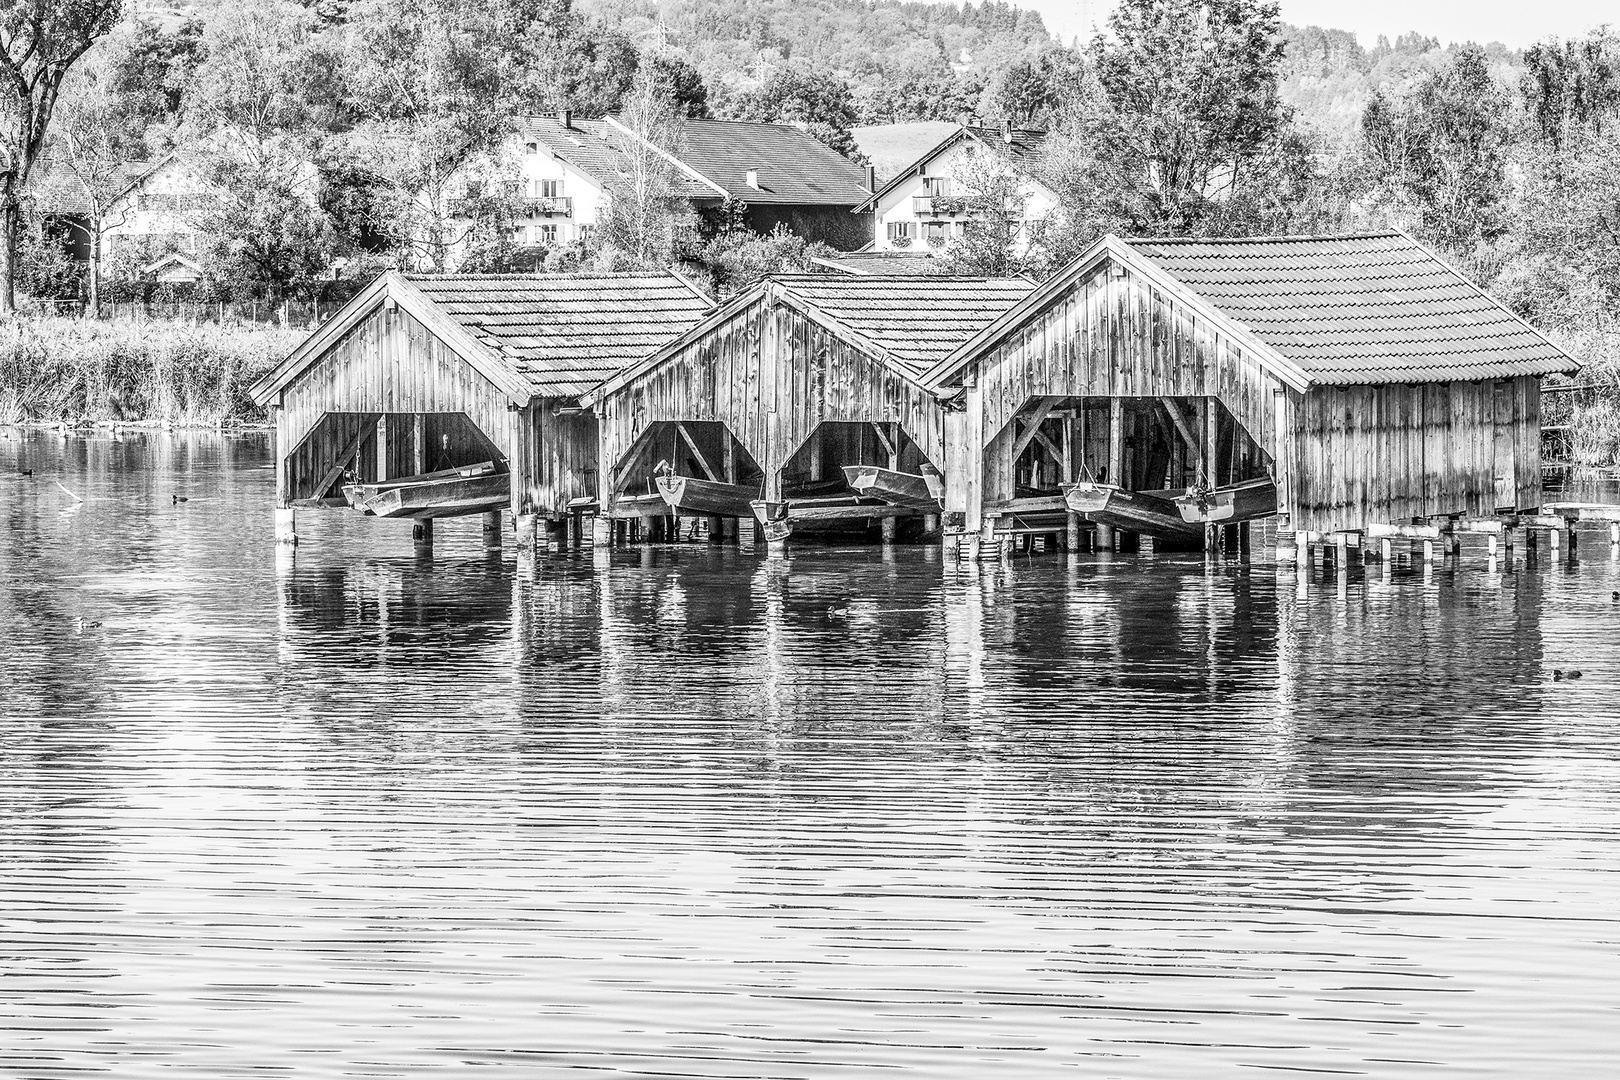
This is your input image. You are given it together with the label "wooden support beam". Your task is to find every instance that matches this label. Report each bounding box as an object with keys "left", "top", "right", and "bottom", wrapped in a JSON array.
[
  {"left": 1366, "top": 522, "right": 1443, "bottom": 540},
  {"left": 1032, "top": 429, "right": 1064, "bottom": 467},
  {"left": 674, "top": 422, "right": 722, "bottom": 482},
  {"left": 1158, "top": 397, "right": 1201, "bottom": 459},
  {"left": 1203, "top": 397, "right": 1218, "bottom": 486},
  {"left": 310, "top": 414, "right": 379, "bottom": 499},
  {"left": 412, "top": 414, "right": 426, "bottom": 476},
  {"left": 1010, "top": 397, "right": 1059, "bottom": 462},
  {"left": 871, "top": 422, "right": 896, "bottom": 462},
  {"left": 375, "top": 415, "right": 388, "bottom": 482}
]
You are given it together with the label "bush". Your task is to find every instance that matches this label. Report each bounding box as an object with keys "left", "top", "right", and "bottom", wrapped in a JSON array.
[{"left": 0, "top": 316, "right": 300, "bottom": 427}]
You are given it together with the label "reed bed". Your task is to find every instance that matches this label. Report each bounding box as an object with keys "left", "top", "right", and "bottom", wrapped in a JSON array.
[{"left": 0, "top": 317, "right": 300, "bottom": 428}]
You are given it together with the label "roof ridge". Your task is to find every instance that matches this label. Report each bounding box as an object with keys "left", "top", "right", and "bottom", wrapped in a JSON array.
[
  {"left": 1128, "top": 231, "right": 1406, "bottom": 245},
  {"left": 404, "top": 272, "right": 682, "bottom": 282}
]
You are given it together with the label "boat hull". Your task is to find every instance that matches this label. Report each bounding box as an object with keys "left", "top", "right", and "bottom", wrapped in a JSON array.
[
  {"left": 1062, "top": 482, "right": 1204, "bottom": 541},
  {"left": 841, "top": 465, "right": 942, "bottom": 511},
  {"left": 363, "top": 472, "right": 512, "bottom": 519},
  {"left": 343, "top": 460, "right": 499, "bottom": 515},
  {"left": 655, "top": 475, "right": 758, "bottom": 518},
  {"left": 1172, "top": 477, "right": 1278, "bottom": 524}
]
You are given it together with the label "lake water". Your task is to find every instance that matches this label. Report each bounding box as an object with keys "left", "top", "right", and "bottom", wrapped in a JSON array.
[{"left": 3, "top": 431, "right": 1619, "bottom": 1078}]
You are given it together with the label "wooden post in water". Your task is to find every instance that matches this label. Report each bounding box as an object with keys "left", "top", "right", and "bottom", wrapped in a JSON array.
[
  {"left": 413, "top": 517, "right": 433, "bottom": 552},
  {"left": 374, "top": 416, "right": 388, "bottom": 482},
  {"left": 482, "top": 510, "right": 503, "bottom": 549},
  {"left": 1101, "top": 397, "right": 1123, "bottom": 552},
  {"left": 274, "top": 507, "right": 297, "bottom": 547}
]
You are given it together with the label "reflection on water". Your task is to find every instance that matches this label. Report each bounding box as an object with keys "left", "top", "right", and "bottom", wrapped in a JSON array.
[{"left": 3, "top": 431, "right": 1620, "bottom": 1078}]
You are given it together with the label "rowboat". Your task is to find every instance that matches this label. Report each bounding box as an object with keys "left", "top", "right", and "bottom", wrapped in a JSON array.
[
  {"left": 1172, "top": 476, "right": 1278, "bottom": 524},
  {"left": 841, "top": 465, "right": 943, "bottom": 511},
  {"left": 361, "top": 470, "right": 511, "bottom": 519},
  {"left": 1062, "top": 481, "right": 1203, "bottom": 541},
  {"left": 655, "top": 474, "right": 759, "bottom": 518},
  {"left": 343, "top": 460, "right": 499, "bottom": 513}
]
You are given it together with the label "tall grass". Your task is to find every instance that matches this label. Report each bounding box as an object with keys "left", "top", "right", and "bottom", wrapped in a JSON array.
[{"left": 0, "top": 316, "right": 300, "bottom": 427}]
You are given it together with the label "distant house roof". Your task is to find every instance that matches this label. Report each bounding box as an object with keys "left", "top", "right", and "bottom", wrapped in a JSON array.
[
  {"left": 924, "top": 232, "right": 1581, "bottom": 391},
  {"left": 251, "top": 271, "right": 714, "bottom": 406},
  {"left": 518, "top": 116, "right": 715, "bottom": 201},
  {"left": 851, "top": 121, "right": 960, "bottom": 185},
  {"left": 585, "top": 273, "right": 1034, "bottom": 406},
  {"left": 518, "top": 115, "right": 874, "bottom": 208},
  {"left": 853, "top": 123, "right": 1050, "bottom": 213},
  {"left": 141, "top": 252, "right": 205, "bottom": 279},
  {"left": 1126, "top": 233, "right": 1580, "bottom": 385},
  {"left": 629, "top": 118, "right": 874, "bottom": 206},
  {"left": 810, "top": 251, "right": 946, "bottom": 277},
  {"left": 31, "top": 159, "right": 162, "bottom": 217}
]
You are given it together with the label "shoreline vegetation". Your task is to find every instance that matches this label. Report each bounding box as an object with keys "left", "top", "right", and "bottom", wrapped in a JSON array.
[{"left": 0, "top": 316, "right": 298, "bottom": 430}]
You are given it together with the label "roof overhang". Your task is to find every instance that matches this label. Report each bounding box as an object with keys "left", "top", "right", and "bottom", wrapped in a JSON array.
[
  {"left": 918, "top": 233, "right": 1316, "bottom": 395},
  {"left": 247, "top": 271, "right": 536, "bottom": 408}
]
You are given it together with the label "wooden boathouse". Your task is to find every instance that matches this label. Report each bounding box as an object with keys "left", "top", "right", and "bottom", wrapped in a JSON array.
[
  {"left": 919, "top": 232, "right": 1580, "bottom": 559},
  {"left": 248, "top": 271, "right": 712, "bottom": 548},
  {"left": 579, "top": 274, "right": 1033, "bottom": 546}
]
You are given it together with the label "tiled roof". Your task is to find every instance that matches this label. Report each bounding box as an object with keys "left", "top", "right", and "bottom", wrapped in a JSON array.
[
  {"left": 776, "top": 274, "right": 1035, "bottom": 375},
  {"left": 851, "top": 121, "right": 960, "bottom": 185},
  {"left": 517, "top": 116, "right": 714, "bottom": 201},
  {"left": 811, "top": 251, "right": 948, "bottom": 277},
  {"left": 853, "top": 123, "right": 1048, "bottom": 212},
  {"left": 31, "top": 160, "right": 156, "bottom": 215},
  {"left": 404, "top": 273, "right": 713, "bottom": 397},
  {"left": 1128, "top": 233, "right": 1579, "bottom": 384},
  {"left": 668, "top": 119, "right": 873, "bottom": 205}
]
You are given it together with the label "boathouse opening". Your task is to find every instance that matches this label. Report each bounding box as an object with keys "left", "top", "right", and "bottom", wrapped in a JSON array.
[{"left": 284, "top": 411, "right": 507, "bottom": 505}]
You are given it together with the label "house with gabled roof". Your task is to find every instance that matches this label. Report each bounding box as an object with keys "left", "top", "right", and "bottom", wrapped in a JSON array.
[
  {"left": 248, "top": 270, "right": 714, "bottom": 548},
  {"left": 921, "top": 231, "right": 1580, "bottom": 557},
  {"left": 437, "top": 113, "right": 878, "bottom": 267},
  {"left": 853, "top": 121, "right": 1059, "bottom": 257}
]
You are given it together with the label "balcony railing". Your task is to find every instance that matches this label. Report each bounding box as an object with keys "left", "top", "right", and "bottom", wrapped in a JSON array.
[
  {"left": 911, "top": 194, "right": 1027, "bottom": 218},
  {"left": 523, "top": 196, "right": 573, "bottom": 217}
]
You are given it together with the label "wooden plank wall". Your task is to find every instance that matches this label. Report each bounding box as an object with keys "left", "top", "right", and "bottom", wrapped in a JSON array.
[
  {"left": 595, "top": 296, "right": 948, "bottom": 504},
  {"left": 971, "top": 263, "right": 1287, "bottom": 509},
  {"left": 1291, "top": 375, "right": 1543, "bottom": 533},
  {"left": 275, "top": 301, "right": 521, "bottom": 505},
  {"left": 520, "top": 407, "right": 598, "bottom": 519}
]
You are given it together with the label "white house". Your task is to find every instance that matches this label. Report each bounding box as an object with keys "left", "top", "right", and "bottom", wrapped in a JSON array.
[
  {"left": 435, "top": 112, "right": 876, "bottom": 267},
  {"left": 852, "top": 122, "right": 1059, "bottom": 256}
]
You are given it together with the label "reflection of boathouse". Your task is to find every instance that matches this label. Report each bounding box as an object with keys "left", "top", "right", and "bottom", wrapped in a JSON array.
[
  {"left": 249, "top": 272, "right": 712, "bottom": 546},
  {"left": 921, "top": 233, "right": 1579, "bottom": 556}
]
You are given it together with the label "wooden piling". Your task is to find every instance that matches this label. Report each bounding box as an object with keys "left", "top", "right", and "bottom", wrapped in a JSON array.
[
  {"left": 274, "top": 507, "right": 298, "bottom": 547},
  {"left": 412, "top": 517, "right": 433, "bottom": 550},
  {"left": 482, "top": 510, "right": 503, "bottom": 549}
]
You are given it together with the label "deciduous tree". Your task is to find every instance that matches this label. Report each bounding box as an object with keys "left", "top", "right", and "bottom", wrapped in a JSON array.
[{"left": 0, "top": 0, "right": 123, "bottom": 313}]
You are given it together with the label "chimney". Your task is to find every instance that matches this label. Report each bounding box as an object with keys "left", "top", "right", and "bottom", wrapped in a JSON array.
[
  {"left": 969, "top": 114, "right": 982, "bottom": 128},
  {"left": 864, "top": 164, "right": 876, "bottom": 192},
  {"left": 746, "top": 168, "right": 759, "bottom": 189},
  {"left": 558, "top": 109, "right": 572, "bottom": 129}
]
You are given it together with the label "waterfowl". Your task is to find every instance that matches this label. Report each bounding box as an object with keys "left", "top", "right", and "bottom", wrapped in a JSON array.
[
  {"left": 18, "top": 468, "right": 31, "bottom": 477},
  {"left": 173, "top": 494, "right": 189, "bottom": 504},
  {"left": 827, "top": 602, "right": 850, "bottom": 617},
  {"left": 75, "top": 617, "right": 101, "bottom": 631},
  {"left": 1554, "top": 669, "right": 1583, "bottom": 681}
]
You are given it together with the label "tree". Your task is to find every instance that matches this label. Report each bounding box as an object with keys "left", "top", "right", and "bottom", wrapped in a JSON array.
[
  {"left": 728, "top": 67, "right": 866, "bottom": 162},
  {"left": 936, "top": 146, "right": 1053, "bottom": 277},
  {"left": 1522, "top": 29, "right": 1620, "bottom": 151},
  {"left": 598, "top": 70, "right": 688, "bottom": 268},
  {"left": 343, "top": 0, "right": 538, "bottom": 270},
  {"left": 1065, "top": 0, "right": 1296, "bottom": 235},
  {"left": 984, "top": 48, "right": 1084, "bottom": 127},
  {"left": 643, "top": 51, "right": 709, "bottom": 119},
  {"left": 1362, "top": 47, "right": 1510, "bottom": 251},
  {"left": 0, "top": 0, "right": 124, "bottom": 313}
]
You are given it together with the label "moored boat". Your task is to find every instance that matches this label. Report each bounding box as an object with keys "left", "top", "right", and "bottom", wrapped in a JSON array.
[
  {"left": 1172, "top": 476, "right": 1278, "bottom": 524},
  {"left": 1062, "top": 481, "right": 1203, "bottom": 542},
  {"left": 343, "top": 460, "right": 499, "bottom": 514},
  {"left": 841, "top": 465, "right": 943, "bottom": 511},
  {"left": 655, "top": 474, "right": 758, "bottom": 518},
  {"left": 363, "top": 470, "right": 512, "bottom": 519}
]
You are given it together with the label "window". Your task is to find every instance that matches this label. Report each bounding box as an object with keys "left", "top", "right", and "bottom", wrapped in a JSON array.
[
  {"left": 538, "top": 224, "right": 558, "bottom": 244},
  {"left": 525, "top": 142, "right": 538, "bottom": 155},
  {"left": 577, "top": 224, "right": 595, "bottom": 245},
  {"left": 886, "top": 221, "right": 914, "bottom": 246},
  {"left": 922, "top": 176, "right": 952, "bottom": 196},
  {"left": 924, "top": 221, "right": 949, "bottom": 247},
  {"left": 538, "top": 179, "right": 562, "bottom": 198},
  {"left": 512, "top": 226, "right": 528, "bottom": 244},
  {"left": 954, "top": 221, "right": 968, "bottom": 238}
]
